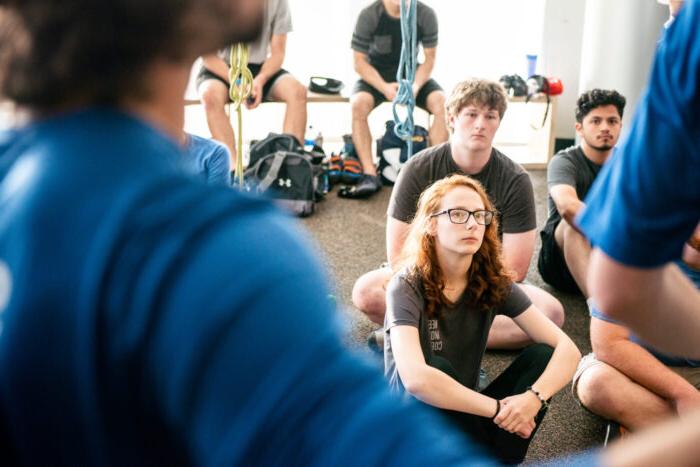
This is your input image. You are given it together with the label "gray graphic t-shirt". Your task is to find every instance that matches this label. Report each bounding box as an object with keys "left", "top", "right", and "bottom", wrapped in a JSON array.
[
  {"left": 389, "top": 142, "right": 536, "bottom": 236},
  {"left": 384, "top": 269, "right": 531, "bottom": 393},
  {"left": 351, "top": 0, "right": 438, "bottom": 81}
]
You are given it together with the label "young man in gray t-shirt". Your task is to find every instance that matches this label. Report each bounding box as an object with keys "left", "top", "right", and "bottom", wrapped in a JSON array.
[
  {"left": 353, "top": 78, "right": 564, "bottom": 350},
  {"left": 196, "top": 0, "right": 307, "bottom": 168},
  {"left": 346, "top": 0, "right": 449, "bottom": 197},
  {"left": 537, "top": 89, "right": 626, "bottom": 296}
]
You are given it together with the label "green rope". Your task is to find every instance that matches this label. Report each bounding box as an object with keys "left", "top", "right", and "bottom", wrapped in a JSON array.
[
  {"left": 228, "top": 43, "right": 253, "bottom": 187},
  {"left": 393, "top": 0, "right": 418, "bottom": 156}
]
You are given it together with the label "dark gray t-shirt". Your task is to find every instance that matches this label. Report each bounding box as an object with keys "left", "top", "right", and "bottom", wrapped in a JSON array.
[
  {"left": 351, "top": 0, "right": 438, "bottom": 81},
  {"left": 542, "top": 145, "right": 602, "bottom": 235},
  {"left": 384, "top": 269, "right": 531, "bottom": 393},
  {"left": 388, "top": 142, "right": 537, "bottom": 236}
]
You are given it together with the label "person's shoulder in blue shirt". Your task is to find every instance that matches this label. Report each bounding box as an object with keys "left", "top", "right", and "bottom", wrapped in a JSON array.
[
  {"left": 0, "top": 109, "right": 500, "bottom": 466},
  {"left": 183, "top": 133, "right": 231, "bottom": 186}
]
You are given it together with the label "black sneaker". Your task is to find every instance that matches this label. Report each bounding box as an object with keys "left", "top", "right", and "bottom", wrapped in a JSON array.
[
  {"left": 338, "top": 174, "right": 381, "bottom": 199},
  {"left": 367, "top": 329, "right": 384, "bottom": 354}
]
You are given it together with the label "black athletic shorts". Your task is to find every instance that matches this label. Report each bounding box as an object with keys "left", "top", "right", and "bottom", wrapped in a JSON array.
[
  {"left": 352, "top": 78, "right": 442, "bottom": 111},
  {"left": 196, "top": 63, "right": 289, "bottom": 102},
  {"left": 537, "top": 223, "right": 582, "bottom": 294}
]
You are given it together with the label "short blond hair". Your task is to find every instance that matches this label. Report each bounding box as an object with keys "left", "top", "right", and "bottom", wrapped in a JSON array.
[{"left": 445, "top": 79, "right": 508, "bottom": 122}]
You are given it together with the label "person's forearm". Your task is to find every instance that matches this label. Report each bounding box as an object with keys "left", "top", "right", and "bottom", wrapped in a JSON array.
[
  {"left": 355, "top": 58, "right": 388, "bottom": 93},
  {"left": 589, "top": 252, "right": 700, "bottom": 358},
  {"left": 560, "top": 199, "right": 585, "bottom": 229},
  {"left": 530, "top": 340, "right": 580, "bottom": 400},
  {"left": 413, "top": 60, "right": 433, "bottom": 90},
  {"left": 201, "top": 55, "right": 230, "bottom": 82},
  {"left": 404, "top": 366, "right": 497, "bottom": 417},
  {"left": 595, "top": 339, "right": 697, "bottom": 402},
  {"left": 255, "top": 53, "right": 284, "bottom": 86}
]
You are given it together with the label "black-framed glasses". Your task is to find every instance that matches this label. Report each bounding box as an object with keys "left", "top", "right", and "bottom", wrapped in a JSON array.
[{"left": 430, "top": 208, "right": 495, "bottom": 226}]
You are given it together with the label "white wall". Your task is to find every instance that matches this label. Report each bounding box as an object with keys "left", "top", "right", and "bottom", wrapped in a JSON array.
[
  {"left": 579, "top": 0, "right": 666, "bottom": 129},
  {"left": 541, "top": 0, "right": 587, "bottom": 139},
  {"left": 285, "top": 0, "right": 547, "bottom": 95}
]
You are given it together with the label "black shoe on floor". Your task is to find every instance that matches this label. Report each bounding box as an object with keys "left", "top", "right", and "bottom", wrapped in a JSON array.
[{"left": 338, "top": 174, "right": 381, "bottom": 199}]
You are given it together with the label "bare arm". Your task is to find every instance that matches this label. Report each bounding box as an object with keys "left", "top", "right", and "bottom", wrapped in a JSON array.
[
  {"left": 247, "top": 34, "right": 287, "bottom": 108},
  {"left": 513, "top": 306, "right": 581, "bottom": 399},
  {"left": 588, "top": 249, "right": 700, "bottom": 359},
  {"left": 501, "top": 230, "right": 537, "bottom": 282},
  {"left": 495, "top": 305, "right": 580, "bottom": 435},
  {"left": 391, "top": 325, "right": 498, "bottom": 417},
  {"left": 353, "top": 51, "right": 396, "bottom": 100},
  {"left": 550, "top": 184, "right": 585, "bottom": 233},
  {"left": 591, "top": 317, "right": 700, "bottom": 413},
  {"left": 386, "top": 217, "right": 411, "bottom": 267},
  {"left": 201, "top": 54, "right": 230, "bottom": 82},
  {"left": 412, "top": 47, "right": 436, "bottom": 94}
]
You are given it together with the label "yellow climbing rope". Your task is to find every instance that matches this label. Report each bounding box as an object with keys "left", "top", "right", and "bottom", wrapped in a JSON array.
[{"left": 228, "top": 43, "right": 254, "bottom": 187}]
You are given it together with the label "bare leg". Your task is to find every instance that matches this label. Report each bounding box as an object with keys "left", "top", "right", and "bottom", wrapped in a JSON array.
[
  {"left": 199, "top": 79, "right": 236, "bottom": 167},
  {"left": 423, "top": 90, "right": 448, "bottom": 146},
  {"left": 352, "top": 267, "right": 392, "bottom": 325},
  {"left": 350, "top": 91, "right": 378, "bottom": 176},
  {"left": 577, "top": 361, "right": 674, "bottom": 430},
  {"left": 268, "top": 74, "right": 307, "bottom": 145},
  {"left": 554, "top": 220, "right": 592, "bottom": 296},
  {"left": 486, "top": 283, "right": 565, "bottom": 349}
]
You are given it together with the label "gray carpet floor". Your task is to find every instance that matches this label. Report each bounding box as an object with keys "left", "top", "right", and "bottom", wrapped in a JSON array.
[{"left": 299, "top": 169, "right": 605, "bottom": 463}]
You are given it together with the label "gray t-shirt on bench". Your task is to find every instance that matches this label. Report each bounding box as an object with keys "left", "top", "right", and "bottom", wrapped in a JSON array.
[
  {"left": 388, "top": 142, "right": 537, "bottom": 237},
  {"left": 384, "top": 269, "right": 531, "bottom": 393}
]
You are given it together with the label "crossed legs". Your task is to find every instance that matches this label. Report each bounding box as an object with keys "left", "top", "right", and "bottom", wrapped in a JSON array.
[{"left": 352, "top": 267, "right": 564, "bottom": 349}]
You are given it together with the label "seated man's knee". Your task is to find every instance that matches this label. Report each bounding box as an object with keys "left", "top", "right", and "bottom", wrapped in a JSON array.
[
  {"left": 286, "top": 78, "right": 307, "bottom": 105},
  {"left": 576, "top": 365, "right": 618, "bottom": 413},
  {"left": 199, "top": 83, "right": 228, "bottom": 112},
  {"left": 351, "top": 94, "right": 374, "bottom": 120},
  {"left": 426, "top": 91, "right": 446, "bottom": 115},
  {"left": 351, "top": 271, "right": 387, "bottom": 319},
  {"left": 543, "top": 295, "right": 565, "bottom": 328}
]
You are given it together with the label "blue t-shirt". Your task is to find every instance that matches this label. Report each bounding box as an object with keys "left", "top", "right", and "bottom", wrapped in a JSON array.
[
  {"left": 591, "top": 260, "right": 700, "bottom": 367},
  {"left": 0, "top": 109, "right": 497, "bottom": 466},
  {"left": 577, "top": 0, "right": 700, "bottom": 267},
  {"left": 183, "top": 133, "right": 230, "bottom": 186}
]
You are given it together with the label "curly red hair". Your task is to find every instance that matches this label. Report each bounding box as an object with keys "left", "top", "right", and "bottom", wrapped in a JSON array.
[{"left": 396, "top": 174, "right": 512, "bottom": 317}]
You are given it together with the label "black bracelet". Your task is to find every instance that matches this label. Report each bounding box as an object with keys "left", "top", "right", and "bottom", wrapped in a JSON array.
[
  {"left": 491, "top": 399, "right": 501, "bottom": 420},
  {"left": 526, "top": 386, "right": 549, "bottom": 410}
]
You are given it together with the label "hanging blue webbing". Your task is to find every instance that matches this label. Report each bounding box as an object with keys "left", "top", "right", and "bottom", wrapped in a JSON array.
[{"left": 392, "top": 0, "right": 418, "bottom": 156}]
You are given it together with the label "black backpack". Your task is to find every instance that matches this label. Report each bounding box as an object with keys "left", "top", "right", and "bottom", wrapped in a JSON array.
[
  {"left": 244, "top": 133, "right": 325, "bottom": 217},
  {"left": 376, "top": 121, "right": 428, "bottom": 185}
]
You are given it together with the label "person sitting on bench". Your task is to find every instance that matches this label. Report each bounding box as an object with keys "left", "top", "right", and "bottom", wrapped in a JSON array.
[
  {"left": 347, "top": 0, "right": 449, "bottom": 198},
  {"left": 197, "top": 0, "right": 307, "bottom": 169}
]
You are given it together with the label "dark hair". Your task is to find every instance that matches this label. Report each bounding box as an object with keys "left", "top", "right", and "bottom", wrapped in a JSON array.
[
  {"left": 0, "top": 1, "right": 262, "bottom": 109},
  {"left": 575, "top": 89, "right": 626, "bottom": 122}
]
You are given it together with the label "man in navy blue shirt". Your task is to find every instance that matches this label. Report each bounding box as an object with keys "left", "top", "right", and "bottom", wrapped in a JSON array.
[
  {"left": 578, "top": 0, "right": 700, "bottom": 358},
  {"left": 0, "top": 1, "right": 498, "bottom": 466}
]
